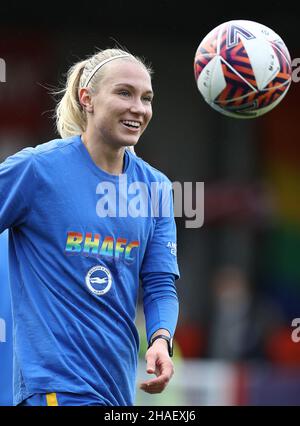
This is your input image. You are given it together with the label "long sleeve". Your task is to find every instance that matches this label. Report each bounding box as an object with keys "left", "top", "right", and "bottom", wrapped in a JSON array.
[
  {"left": 0, "top": 148, "right": 36, "bottom": 232},
  {"left": 141, "top": 271, "right": 179, "bottom": 343}
]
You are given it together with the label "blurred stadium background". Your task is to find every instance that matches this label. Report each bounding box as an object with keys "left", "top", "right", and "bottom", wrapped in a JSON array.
[{"left": 1, "top": 1, "right": 300, "bottom": 405}]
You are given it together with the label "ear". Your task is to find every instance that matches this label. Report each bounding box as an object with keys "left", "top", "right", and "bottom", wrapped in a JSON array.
[{"left": 79, "top": 88, "right": 94, "bottom": 113}]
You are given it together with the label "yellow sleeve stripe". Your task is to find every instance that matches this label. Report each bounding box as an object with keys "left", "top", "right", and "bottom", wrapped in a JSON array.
[{"left": 46, "top": 393, "right": 58, "bottom": 406}]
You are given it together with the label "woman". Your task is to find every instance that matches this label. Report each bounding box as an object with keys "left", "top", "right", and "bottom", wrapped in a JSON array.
[{"left": 0, "top": 48, "right": 179, "bottom": 406}]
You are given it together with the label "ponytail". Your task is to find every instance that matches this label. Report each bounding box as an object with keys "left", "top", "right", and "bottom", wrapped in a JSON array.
[{"left": 55, "top": 60, "right": 88, "bottom": 138}]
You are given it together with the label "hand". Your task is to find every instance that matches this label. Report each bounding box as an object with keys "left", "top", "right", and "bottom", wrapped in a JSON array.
[{"left": 139, "top": 338, "right": 174, "bottom": 394}]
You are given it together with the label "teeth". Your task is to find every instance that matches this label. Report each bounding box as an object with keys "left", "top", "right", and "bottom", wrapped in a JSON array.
[{"left": 122, "top": 120, "right": 141, "bottom": 128}]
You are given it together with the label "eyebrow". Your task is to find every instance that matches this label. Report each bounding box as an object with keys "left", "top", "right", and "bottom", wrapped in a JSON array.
[{"left": 114, "top": 83, "right": 154, "bottom": 96}]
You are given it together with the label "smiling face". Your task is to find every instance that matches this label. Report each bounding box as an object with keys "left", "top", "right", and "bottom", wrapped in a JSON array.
[{"left": 80, "top": 59, "right": 153, "bottom": 149}]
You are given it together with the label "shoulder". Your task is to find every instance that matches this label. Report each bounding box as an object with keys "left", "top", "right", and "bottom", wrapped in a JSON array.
[
  {"left": 32, "top": 135, "right": 80, "bottom": 160},
  {"left": 2, "top": 136, "right": 80, "bottom": 169},
  {"left": 129, "top": 151, "right": 172, "bottom": 185}
]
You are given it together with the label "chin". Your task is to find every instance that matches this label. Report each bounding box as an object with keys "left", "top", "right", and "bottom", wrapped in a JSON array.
[{"left": 120, "top": 138, "right": 139, "bottom": 148}]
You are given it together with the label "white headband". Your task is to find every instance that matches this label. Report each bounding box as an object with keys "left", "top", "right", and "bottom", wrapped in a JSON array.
[{"left": 82, "top": 54, "right": 131, "bottom": 88}]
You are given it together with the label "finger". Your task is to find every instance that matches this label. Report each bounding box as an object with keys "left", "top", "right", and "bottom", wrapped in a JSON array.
[
  {"left": 140, "top": 382, "right": 167, "bottom": 394},
  {"left": 160, "top": 362, "right": 174, "bottom": 379},
  {"left": 151, "top": 361, "right": 173, "bottom": 381},
  {"left": 145, "top": 353, "right": 157, "bottom": 374},
  {"left": 140, "top": 373, "right": 170, "bottom": 389},
  {"left": 141, "top": 361, "right": 174, "bottom": 388},
  {"left": 141, "top": 387, "right": 164, "bottom": 394}
]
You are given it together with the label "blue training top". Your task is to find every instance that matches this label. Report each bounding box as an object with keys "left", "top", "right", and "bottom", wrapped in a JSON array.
[
  {"left": 0, "top": 135, "right": 179, "bottom": 406},
  {"left": 0, "top": 230, "right": 13, "bottom": 406}
]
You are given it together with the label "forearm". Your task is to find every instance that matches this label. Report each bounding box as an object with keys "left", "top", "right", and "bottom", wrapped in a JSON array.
[
  {"left": 140, "top": 272, "right": 178, "bottom": 394},
  {"left": 142, "top": 272, "right": 179, "bottom": 343}
]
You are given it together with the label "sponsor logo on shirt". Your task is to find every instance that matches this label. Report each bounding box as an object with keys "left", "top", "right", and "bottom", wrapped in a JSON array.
[
  {"left": 167, "top": 242, "right": 177, "bottom": 256},
  {"left": 85, "top": 265, "right": 112, "bottom": 296}
]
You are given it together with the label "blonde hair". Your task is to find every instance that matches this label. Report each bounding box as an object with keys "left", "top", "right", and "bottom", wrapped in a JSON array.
[{"left": 55, "top": 48, "right": 152, "bottom": 139}]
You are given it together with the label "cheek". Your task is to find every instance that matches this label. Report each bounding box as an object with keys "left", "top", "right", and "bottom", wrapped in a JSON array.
[
  {"left": 145, "top": 108, "right": 153, "bottom": 125},
  {"left": 92, "top": 103, "right": 106, "bottom": 122}
]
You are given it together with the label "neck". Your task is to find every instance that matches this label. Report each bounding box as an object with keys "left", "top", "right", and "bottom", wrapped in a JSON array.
[{"left": 81, "top": 132, "right": 126, "bottom": 175}]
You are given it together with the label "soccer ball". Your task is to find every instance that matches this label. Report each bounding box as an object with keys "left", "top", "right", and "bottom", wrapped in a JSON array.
[{"left": 194, "top": 20, "right": 292, "bottom": 118}]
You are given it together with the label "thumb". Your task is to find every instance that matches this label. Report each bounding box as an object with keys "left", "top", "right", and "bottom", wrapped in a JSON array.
[{"left": 146, "top": 352, "right": 156, "bottom": 374}]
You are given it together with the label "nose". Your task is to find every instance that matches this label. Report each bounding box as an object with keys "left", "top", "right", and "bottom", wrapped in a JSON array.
[{"left": 129, "top": 97, "right": 147, "bottom": 116}]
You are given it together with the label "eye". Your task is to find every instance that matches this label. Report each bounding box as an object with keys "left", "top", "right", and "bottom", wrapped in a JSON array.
[
  {"left": 119, "top": 90, "right": 131, "bottom": 97},
  {"left": 142, "top": 96, "right": 153, "bottom": 103}
]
